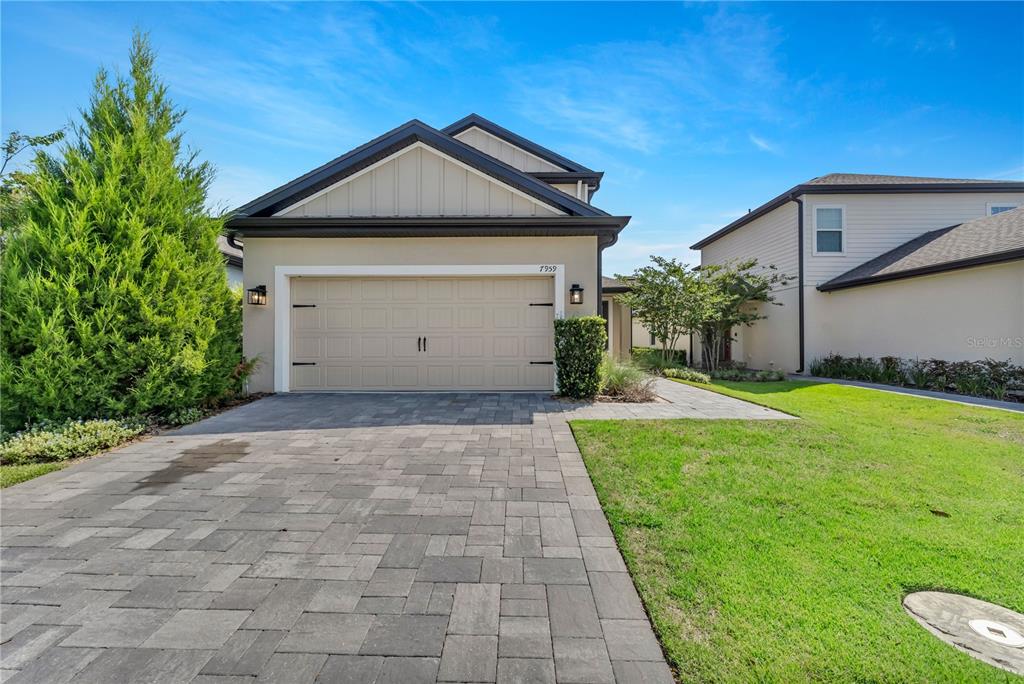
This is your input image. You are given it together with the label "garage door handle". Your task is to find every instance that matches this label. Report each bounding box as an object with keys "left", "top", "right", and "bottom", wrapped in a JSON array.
[
  {"left": 423, "top": 337, "right": 428, "bottom": 352},
  {"left": 530, "top": 361, "right": 554, "bottom": 365},
  {"left": 417, "top": 337, "right": 422, "bottom": 352},
  {"left": 292, "top": 362, "right": 316, "bottom": 366},
  {"left": 292, "top": 304, "right": 316, "bottom": 308},
  {"left": 529, "top": 302, "right": 554, "bottom": 307}
]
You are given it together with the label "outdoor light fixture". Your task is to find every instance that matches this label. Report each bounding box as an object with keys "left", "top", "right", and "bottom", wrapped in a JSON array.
[
  {"left": 569, "top": 283, "right": 584, "bottom": 305},
  {"left": 246, "top": 285, "right": 267, "bottom": 306}
]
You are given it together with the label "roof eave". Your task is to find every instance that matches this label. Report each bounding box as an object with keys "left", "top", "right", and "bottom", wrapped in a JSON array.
[
  {"left": 690, "top": 180, "right": 1024, "bottom": 251},
  {"left": 817, "top": 248, "right": 1024, "bottom": 292}
]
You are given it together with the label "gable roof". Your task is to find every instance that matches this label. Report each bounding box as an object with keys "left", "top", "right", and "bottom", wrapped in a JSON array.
[
  {"left": 442, "top": 113, "right": 595, "bottom": 174},
  {"left": 817, "top": 207, "right": 1024, "bottom": 291},
  {"left": 691, "top": 173, "right": 1024, "bottom": 250},
  {"left": 230, "top": 119, "right": 607, "bottom": 220}
]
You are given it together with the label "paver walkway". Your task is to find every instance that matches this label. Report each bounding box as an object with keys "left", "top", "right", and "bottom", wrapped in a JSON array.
[{"left": 1, "top": 386, "right": 785, "bottom": 683}]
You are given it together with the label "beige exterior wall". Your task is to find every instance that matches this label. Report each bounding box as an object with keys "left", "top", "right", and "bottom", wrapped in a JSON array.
[
  {"left": 699, "top": 191, "right": 1024, "bottom": 372},
  {"left": 453, "top": 127, "right": 565, "bottom": 173},
  {"left": 278, "top": 144, "right": 562, "bottom": 219},
  {"left": 601, "top": 297, "right": 633, "bottom": 359},
  {"left": 801, "top": 192, "right": 1024, "bottom": 284},
  {"left": 807, "top": 261, "right": 1024, "bottom": 365},
  {"left": 243, "top": 236, "right": 599, "bottom": 393},
  {"left": 701, "top": 201, "right": 800, "bottom": 370}
]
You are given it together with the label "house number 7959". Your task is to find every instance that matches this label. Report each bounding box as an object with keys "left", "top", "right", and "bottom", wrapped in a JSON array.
[{"left": 538, "top": 265, "right": 557, "bottom": 272}]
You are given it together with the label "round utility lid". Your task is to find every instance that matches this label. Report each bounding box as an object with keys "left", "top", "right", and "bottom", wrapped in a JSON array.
[{"left": 904, "top": 591, "right": 1024, "bottom": 675}]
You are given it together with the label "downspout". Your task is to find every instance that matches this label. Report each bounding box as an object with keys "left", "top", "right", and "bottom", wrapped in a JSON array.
[
  {"left": 596, "top": 241, "right": 603, "bottom": 315},
  {"left": 793, "top": 195, "right": 805, "bottom": 373}
]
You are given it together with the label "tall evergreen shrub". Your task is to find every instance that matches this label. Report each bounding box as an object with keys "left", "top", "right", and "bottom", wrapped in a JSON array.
[
  {"left": 1, "top": 33, "right": 242, "bottom": 430},
  {"left": 554, "top": 316, "right": 607, "bottom": 399}
]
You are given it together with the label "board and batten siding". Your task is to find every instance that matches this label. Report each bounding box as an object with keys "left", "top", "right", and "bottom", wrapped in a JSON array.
[
  {"left": 700, "top": 202, "right": 801, "bottom": 371},
  {"left": 277, "top": 144, "right": 562, "bottom": 219},
  {"left": 802, "top": 192, "right": 1024, "bottom": 284},
  {"left": 453, "top": 127, "right": 565, "bottom": 173}
]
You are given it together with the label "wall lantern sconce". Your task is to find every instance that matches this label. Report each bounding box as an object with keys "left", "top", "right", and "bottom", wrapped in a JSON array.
[
  {"left": 569, "top": 283, "right": 584, "bottom": 305},
  {"left": 246, "top": 285, "right": 267, "bottom": 306}
]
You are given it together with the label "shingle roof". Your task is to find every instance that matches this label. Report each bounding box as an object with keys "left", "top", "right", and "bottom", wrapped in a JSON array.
[
  {"left": 602, "top": 276, "right": 629, "bottom": 291},
  {"left": 818, "top": 207, "right": 1024, "bottom": 291},
  {"left": 690, "top": 174, "right": 1024, "bottom": 250},
  {"left": 806, "top": 173, "right": 999, "bottom": 185}
]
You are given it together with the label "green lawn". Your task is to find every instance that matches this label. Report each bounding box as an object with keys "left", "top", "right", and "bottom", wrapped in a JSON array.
[
  {"left": 1, "top": 461, "right": 68, "bottom": 488},
  {"left": 572, "top": 380, "right": 1024, "bottom": 682}
]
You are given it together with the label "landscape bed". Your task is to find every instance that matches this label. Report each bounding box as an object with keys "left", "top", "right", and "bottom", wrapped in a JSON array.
[{"left": 571, "top": 380, "right": 1024, "bottom": 681}]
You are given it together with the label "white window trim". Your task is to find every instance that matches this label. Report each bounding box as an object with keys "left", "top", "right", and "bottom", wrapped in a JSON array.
[
  {"left": 987, "top": 202, "right": 1019, "bottom": 216},
  {"left": 272, "top": 264, "right": 566, "bottom": 393},
  {"left": 812, "top": 204, "right": 846, "bottom": 256}
]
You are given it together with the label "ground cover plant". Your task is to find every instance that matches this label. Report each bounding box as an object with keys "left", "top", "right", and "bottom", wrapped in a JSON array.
[
  {"left": 572, "top": 380, "right": 1024, "bottom": 681},
  {"left": 811, "top": 353, "right": 1023, "bottom": 401}
]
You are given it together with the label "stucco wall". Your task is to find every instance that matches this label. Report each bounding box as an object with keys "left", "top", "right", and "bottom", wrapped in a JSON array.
[
  {"left": 806, "top": 261, "right": 1024, "bottom": 365},
  {"left": 243, "top": 236, "right": 599, "bottom": 393}
]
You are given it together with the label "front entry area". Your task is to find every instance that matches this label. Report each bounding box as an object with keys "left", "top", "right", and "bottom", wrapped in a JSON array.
[{"left": 290, "top": 276, "right": 555, "bottom": 391}]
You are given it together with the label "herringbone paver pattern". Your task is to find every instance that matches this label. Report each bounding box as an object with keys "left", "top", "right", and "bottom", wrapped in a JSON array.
[{"left": 2, "top": 387, "right": 781, "bottom": 682}]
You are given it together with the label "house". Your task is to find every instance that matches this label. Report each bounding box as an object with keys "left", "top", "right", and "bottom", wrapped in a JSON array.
[
  {"left": 225, "top": 115, "right": 630, "bottom": 393},
  {"left": 218, "top": 235, "right": 243, "bottom": 287},
  {"left": 691, "top": 174, "right": 1024, "bottom": 371}
]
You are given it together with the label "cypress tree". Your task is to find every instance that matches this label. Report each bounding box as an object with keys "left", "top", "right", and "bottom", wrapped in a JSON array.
[{"left": 1, "top": 32, "right": 243, "bottom": 430}]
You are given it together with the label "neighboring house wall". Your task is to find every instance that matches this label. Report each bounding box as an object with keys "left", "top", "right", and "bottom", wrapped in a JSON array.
[
  {"left": 809, "top": 260, "right": 1024, "bottom": 364},
  {"left": 277, "top": 144, "right": 562, "bottom": 218},
  {"left": 701, "top": 202, "right": 800, "bottom": 370},
  {"left": 700, "top": 192, "right": 1024, "bottom": 371},
  {"left": 453, "top": 127, "right": 565, "bottom": 173},
  {"left": 226, "top": 264, "right": 243, "bottom": 288},
  {"left": 242, "top": 236, "right": 599, "bottom": 393}
]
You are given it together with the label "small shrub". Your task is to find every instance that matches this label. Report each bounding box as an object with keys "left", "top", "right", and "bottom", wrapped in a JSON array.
[
  {"left": 0, "top": 417, "right": 148, "bottom": 466},
  {"left": 554, "top": 317, "right": 606, "bottom": 399},
  {"left": 707, "top": 368, "right": 786, "bottom": 382},
  {"left": 600, "top": 356, "right": 656, "bottom": 402},
  {"left": 664, "top": 367, "right": 711, "bottom": 383},
  {"left": 164, "top": 407, "right": 204, "bottom": 426},
  {"left": 631, "top": 347, "right": 686, "bottom": 372}
]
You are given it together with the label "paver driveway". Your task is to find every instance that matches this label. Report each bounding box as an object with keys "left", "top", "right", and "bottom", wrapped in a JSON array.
[{"left": 0, "top": 391, "right": 727, "bottom": 683}]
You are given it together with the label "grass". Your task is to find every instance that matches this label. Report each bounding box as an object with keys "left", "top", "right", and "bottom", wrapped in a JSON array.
[
  {"left": 1, "top": 461, "right": 68, "bottom": 488},
  {"left": 571, "top": 380, "right": 1024, "bottom": 682}
]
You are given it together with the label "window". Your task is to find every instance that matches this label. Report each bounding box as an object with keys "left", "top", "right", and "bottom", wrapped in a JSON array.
[
  {"left": 814, "top": 205, "right": 845, "bottom": 254},
  {"left": 988, "top": 202, "right": 1018, "bottom": 216},
  {"left": 650, "top": 332, "right": 656, "bottom": 346}
]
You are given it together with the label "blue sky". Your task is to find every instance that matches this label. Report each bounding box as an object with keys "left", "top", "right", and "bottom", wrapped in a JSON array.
[{"left": 3, "top": 1, "right": 1022, "bottom": 274}]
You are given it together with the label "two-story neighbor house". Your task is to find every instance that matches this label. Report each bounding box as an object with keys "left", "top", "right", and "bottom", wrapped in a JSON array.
[
  {"left": 226, "top": 115, "right": 630, "bottom": 393},
  {"left": 692, "top": 174, "right": 1024, "bottom": 372}
]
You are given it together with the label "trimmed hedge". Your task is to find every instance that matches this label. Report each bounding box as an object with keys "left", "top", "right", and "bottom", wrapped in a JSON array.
[
  {"left": 664, "top": 367, "right": 711, "bottom": 383},
  {"left": 710, "top": 368, "right": 786, "bottom": 382},
  {"left": 810, "top": 354, "right": 1024, "bottom": 401},
  {"left": 554, "top": 316, "right": 607, "bottom": 399},
  {"left": 631, "top": 347, "right": 687, "bottom": 371}
]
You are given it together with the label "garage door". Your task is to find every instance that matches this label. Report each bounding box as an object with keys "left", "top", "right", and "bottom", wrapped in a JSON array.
[{"left": 290, "top": 277, "right": 555, "bottom": 391}]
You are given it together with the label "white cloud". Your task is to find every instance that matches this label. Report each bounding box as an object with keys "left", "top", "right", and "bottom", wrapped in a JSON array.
[{"left": 749, "top": 133, "right": 780, "bottom": 154}]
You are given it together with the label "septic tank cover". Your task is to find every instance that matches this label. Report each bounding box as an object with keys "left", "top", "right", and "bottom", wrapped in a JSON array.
[{"left": 903, "top": 591, "right": 1024, "bottom": 675}]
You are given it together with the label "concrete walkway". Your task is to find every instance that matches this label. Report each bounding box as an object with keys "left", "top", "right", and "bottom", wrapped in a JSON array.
[{"left": 0, "top": 386, "right": 786, "bottom": 683}]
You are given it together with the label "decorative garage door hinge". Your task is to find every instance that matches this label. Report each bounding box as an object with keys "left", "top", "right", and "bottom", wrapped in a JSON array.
[
  {"left": 529, "top": 302, "right": 554, "bottom": 307},
  {"left": 292, "top": 304, "right": 316, "bottom": 308},
  {"left": 529, "top": 361, "right": 554, "bottom": 365},
  {"left": 291, "top": 362, "right": 316, "bottom": 366}
]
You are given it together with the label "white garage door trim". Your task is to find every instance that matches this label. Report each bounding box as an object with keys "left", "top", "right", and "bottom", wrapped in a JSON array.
[{"left": 273, "top": 264, "right": 565, "bottom": 392}]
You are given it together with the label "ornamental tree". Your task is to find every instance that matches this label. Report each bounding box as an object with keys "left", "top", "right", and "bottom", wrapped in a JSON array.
[{"left": 0, "top": 33, "right": 244, "bottom": 430}]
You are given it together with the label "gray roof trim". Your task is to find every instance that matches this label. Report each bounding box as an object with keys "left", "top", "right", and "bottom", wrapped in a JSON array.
[
  {"left": 690, "top": 180, "right": 1024, "bottom": 250},
  {"left": 226, "top": 215, "right": 629, "bottom": 248},
  {"left": 817, "top": 248, "right": 1024, "bottom": 291},
  {"left": 442, "top": 114, "right": 595, "bottom": 174},
  {"left": 233, "top": 120, "right": 607, "bottom": 219},
  {"left": 531, "top": 171, "right": 604, "bottom": 195}
]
